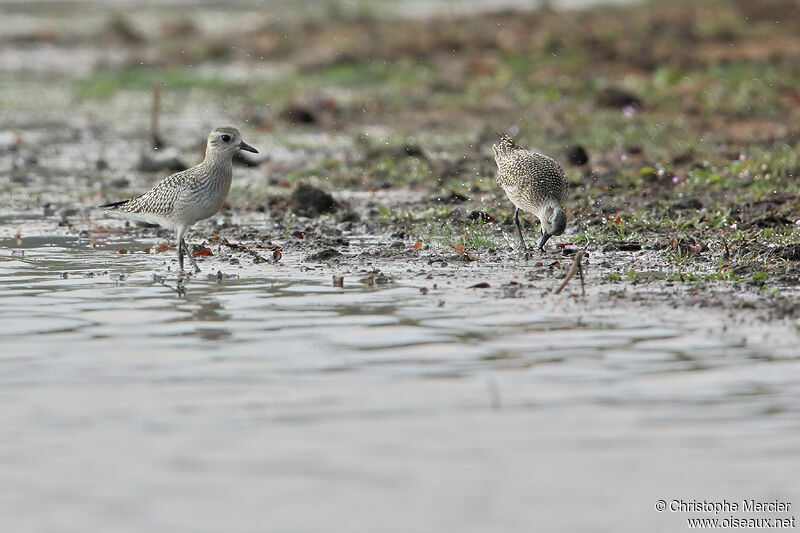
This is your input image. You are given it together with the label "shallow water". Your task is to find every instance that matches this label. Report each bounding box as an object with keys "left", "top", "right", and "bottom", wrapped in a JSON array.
[{"left": 2, "top": 230, "right": 800, "bottom": 532}]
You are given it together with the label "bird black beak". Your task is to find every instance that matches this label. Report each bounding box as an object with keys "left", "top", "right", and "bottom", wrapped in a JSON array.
[
  {"left": 538, "top": 232, "right": 552, "bottom": 251},
  {"left": 239, "top": 141, "right": 258, "bottom": 153}
]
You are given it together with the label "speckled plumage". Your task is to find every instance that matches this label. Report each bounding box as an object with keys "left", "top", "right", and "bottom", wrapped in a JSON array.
[
  {"left": 106, "top": 156, "right": 234, "bottom": 229},
  {"left": 101, "top": 126, "right": 258, "bottom": 272},
  {"left": 493, "top": 134, "right": 568, "bottom": 251}
]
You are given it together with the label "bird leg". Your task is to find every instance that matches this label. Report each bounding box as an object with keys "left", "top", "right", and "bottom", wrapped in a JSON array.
[
  {"left": 182, "top": 238, "right": 201, "bottom": 273},
  {"left": 176, "top": 227, "right": 186, "bottom": 271},
  {"left": 513, "top": 208, "right": 527, "bottom": 251},
  {"left": 175, "top": 227, "right": 200, "bottom": 274}
]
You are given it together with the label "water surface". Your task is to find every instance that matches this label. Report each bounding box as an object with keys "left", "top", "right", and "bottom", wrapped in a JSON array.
[{"left": 1, "top": 232, "right": 799, "bottom": 532}]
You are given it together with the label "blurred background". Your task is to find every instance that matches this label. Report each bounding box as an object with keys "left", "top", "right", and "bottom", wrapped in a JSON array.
[{"left": 2, "top": 0, "right": 799, "bottom": 221}]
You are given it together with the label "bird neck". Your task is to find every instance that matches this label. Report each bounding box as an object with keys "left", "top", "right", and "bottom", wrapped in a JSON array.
[
  {"left": 536, "top": 198, "right": 560, "bottom": 220},
  {"left": 495, "top": 156, "right": 515, "bottom": 179},
  {"left": 202, "top": 150, "right": 234, "bottom": 179}
]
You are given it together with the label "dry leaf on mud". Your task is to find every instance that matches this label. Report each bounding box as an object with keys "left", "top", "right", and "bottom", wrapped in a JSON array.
[{"left": 450, "top": 244, "right": 479, "bottom": 261}]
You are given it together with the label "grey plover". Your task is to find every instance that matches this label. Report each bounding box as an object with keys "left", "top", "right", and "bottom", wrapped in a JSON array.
[
  {"left": 492, "top": 134, "right": 568, "bottom": 251},
  {"left": 100, "top": 126, "right": 258, "bottom": 272}
]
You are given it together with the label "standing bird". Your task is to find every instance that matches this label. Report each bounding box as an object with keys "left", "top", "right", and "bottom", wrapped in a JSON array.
[
  {"left": 492, "top": 134, "right": 568, "bottom": 252},
  {"left": 100, "top": 126, "right": 258, "bottom": 273}
]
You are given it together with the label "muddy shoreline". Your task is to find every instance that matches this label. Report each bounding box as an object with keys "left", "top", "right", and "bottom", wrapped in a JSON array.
[{"left": 2, "top": 0, "right": 800, "bottom": 328}]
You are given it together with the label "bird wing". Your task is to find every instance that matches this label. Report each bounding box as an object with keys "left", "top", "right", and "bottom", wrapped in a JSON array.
[
  {"left": 496, "top": 150, "right": 568, "bottom": 204},
  {"left": 98, "top": 199, "right": 130, "bottom": 209},
  {"left": 109, "top": 168, "right": 196, "bottom": 216},
  {"left": 526, "top": 152, "right": 568, "bottom": 203}
]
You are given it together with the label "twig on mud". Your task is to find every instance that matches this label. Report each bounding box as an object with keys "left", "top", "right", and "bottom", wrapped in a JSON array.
[
  {"left": 555, "top": 249, "right": 585, "bottom": 296},
  {"left": 722, "top": 236, "right": 730, "bottom": 261},
  {"left": 151, "top": 84, "right": 164, "bottom": 149}
]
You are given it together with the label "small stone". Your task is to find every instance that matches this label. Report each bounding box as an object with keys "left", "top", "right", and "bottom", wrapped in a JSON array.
[
  {"left": 304, "top": 248, "right": 342, "bottom": 262},
  {"left": 602, "top": 242, "right": 642, "bottom": 252},
  {"left": 135, "top": 148, "right": 188, "bottom": 173},
  {"left": 566, "top": 145, "right": 589, "bottom": 166},
  {"left": 596, "top": 87, "right": 642, "bottom": 108},
  {"left": 671, "top": 198, "right": 703, "bottom": 210},
  {"left": 289, "top": 183, "right": 338, "bottom": 217}
]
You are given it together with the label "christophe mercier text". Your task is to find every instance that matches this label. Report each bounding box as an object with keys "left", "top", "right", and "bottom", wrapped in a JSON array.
[{"left": 670, "top": 500, "right": 791, "bottom": 514}]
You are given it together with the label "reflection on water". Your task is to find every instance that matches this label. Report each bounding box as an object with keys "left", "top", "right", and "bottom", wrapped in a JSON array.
[{"left": 1, "top": 233, "right": 800, "bottom": 532}]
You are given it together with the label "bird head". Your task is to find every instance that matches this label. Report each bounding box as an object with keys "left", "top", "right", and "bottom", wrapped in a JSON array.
[
  {"left": 206, "top": 127, "right": 258, "bottom": 158},
  {"left": 539, "top": 203, "right": 567, "bottom": 250},
  {"left": 491, "top": 133, "right": 521, "bottom": 161}
]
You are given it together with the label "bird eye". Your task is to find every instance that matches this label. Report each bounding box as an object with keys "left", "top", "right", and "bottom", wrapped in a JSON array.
[{"left": 221, "top": 134, "right": 231, "bottom": 143}]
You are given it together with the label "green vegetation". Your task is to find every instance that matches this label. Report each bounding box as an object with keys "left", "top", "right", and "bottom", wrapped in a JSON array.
[
  {"left": 74, "top": 66, "right": 239, "bottom": 99},
  {"left": 413, "top": 219, "right": 503, "bottom": 249}
]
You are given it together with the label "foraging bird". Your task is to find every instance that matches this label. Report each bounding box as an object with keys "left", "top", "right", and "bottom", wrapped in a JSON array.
[
  {"left": 492, "top": 134, "right": 568, "bottom": 251},
  {"left": 100, "top": 126, "right": 258, "bottom": 273}
]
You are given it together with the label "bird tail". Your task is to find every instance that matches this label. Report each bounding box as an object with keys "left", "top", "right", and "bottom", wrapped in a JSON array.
[{"left": 98, "top": 199, "right": 129, "bottom": 209}]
